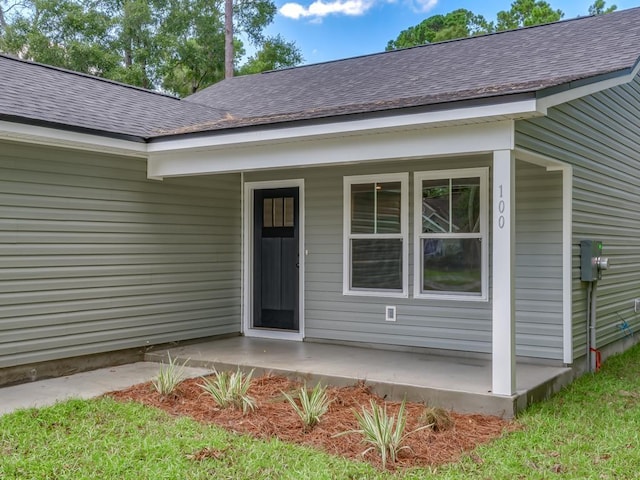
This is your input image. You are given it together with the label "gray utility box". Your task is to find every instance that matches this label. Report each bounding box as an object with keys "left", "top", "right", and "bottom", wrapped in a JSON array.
[{"left": 580, "top": 240, "right": 604, "bottom": 282}]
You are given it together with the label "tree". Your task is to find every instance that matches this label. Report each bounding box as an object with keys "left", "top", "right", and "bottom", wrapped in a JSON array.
[
  {"left": 225, "top": 0, "right": 233, "bottom": 79},
  {"left": 387, "top": 0, "right": 576, "bottom": 50},
  {"left": 588, "top": 0, "right": 617, "bottom": 15},
  {"left": 239, "top": 34, "right": 302, "bottom": 75},
  {"left": 386, "top": 9, "right": 492, "bottom": 51},
  {"left": 0, "top": 0, "right": 300, "bottom": 96},
  {"left": 1, "top": 0, "right": 120, "bottom": 75},
  {"left": 495, "top": 0, "right": 563, "bottom": 30},
  {"left": 0, "top": 0, "right": 21, "bottom": 34}
]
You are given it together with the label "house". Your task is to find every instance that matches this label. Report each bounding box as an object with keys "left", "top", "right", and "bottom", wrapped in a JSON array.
[{"left": 1, "top": 8, "right": 640, "bottom": 404}]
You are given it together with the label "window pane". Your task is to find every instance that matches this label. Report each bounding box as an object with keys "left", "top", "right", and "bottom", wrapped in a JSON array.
[
  {"left": 273, "top": 197, "right": 284, "bottom": 227},
  {"left": 422, "top": 180, "right": 450, "bottom": 233},
  {"left": 422, "top": 238, "right": 482, "bottom": 294},
  {"left": 351, "top": 183, "right": 375, "bottom": 233},
  {"left": 284, "top": 197, "right": 294, "bottom": 227},
  {"left": 263, "top": 198, "right": 273, "bottom": 227},
  {"left": 351, "top": 239, "right": 403, "bottom": 290},
  {"left": 451, "top": 177, "right": 480, "bottom": 233},
  {"left": 376, "top": 182, "right": 401, "bottom": 233}
]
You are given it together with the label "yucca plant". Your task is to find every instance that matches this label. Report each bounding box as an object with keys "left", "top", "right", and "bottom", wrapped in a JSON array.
[
  {"left": 199, "top": 369, "right": 256, "bottom": 415},
  {"left": 151, "top": 354, "right": 189, "bottom": 396},
  {"left": 337, "top": 399, "right": 431, "bottom": 469},
  {"left": 282, "top": 383, "right": 331, "bottom": 430}
]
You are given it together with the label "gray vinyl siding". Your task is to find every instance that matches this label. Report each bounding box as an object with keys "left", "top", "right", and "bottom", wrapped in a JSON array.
[
  {"left": 247, "top": 156, "right": 564, "bottom": 359},
  {"left": 515, "top": 161, "right": 564, "bottom": 359},
  {"left": 516, "top": 72, "right": 640, "bottom": 361},
  {"left": 0, "top": 142, "right": 241, "bottom": 368}
]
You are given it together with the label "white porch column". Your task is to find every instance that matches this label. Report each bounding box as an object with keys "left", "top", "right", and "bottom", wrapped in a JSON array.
[{"left": 492, "top": 149, "right": 516, "bottom": 396}]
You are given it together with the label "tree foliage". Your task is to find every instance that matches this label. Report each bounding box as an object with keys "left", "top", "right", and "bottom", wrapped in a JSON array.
[
  {"left": 0, "top": 0, "right": 302, "bottom": 95},
  {"left": 495, "top": 0, "right": 563, "bottom": 31},
  {"left": 239, "top": 34, "right": 303, "bottom": 75},
  {"left": 386, "top": 0, "right": 618, "bottom": 51},
  {"left": 589, "top": 0, "right": 617, "bottom": 15},
  {"left": 386, "top": 9, "right": 492, "bottom": 50}
]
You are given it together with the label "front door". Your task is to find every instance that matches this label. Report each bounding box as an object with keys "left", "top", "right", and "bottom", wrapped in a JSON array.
[{"left": 253, "top": 187, "right": 299, "bottom": 331}]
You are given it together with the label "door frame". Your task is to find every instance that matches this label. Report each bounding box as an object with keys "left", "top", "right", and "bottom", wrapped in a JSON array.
[{"left": 243, "top": 179, "right": 305, "bottom": 341}]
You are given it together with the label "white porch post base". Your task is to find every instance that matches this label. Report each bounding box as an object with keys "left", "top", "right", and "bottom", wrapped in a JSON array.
[{"left": 492, "top": 150, "right": 516, "bottom": 396}]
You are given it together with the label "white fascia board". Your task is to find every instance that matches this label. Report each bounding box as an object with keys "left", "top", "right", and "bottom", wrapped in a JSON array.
[
  {"left": 147, "top": 120, "right": 515, "bottom": 179},
  {"left": 536, "top": 62, "right": 640, "bottom": 113},
  {"left": 147, "top": 100, "right": 538, "bottom": 154},
  {"left": 0, "top": 120, "right": 147, "bottom": 157}
]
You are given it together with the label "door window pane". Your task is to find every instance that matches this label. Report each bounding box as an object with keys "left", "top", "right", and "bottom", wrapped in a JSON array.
[
  {"left": 273, "top": 197, "right": 284, "bottom": 227},
  {"left": 284, "top": 197, "right": 294, "bottom": 227},
  {"left": 376, "top": 182, "right": 401, "bottom": 233},
  {"left": 422, "top": 238, "right": 482, "bottom": 294},
  {"left": 263, "top": 198, "right": 273, "bottom": 227},
  {"left": 351, "top": 239, "right": 403, "bottom": 290},
  {"left": 263, "top": 197, "right": 295, "bottom": 229}
]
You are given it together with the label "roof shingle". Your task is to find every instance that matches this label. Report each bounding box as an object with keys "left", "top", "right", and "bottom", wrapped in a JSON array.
[
  {"left": 181, "top": 8, "right": 640, "bottom": 133},
  {"left": 1, "top": 7, "right": 640, "bottom": 139},
  {"left": 0, "top": 55, "right": 226, "bottom": 138}
]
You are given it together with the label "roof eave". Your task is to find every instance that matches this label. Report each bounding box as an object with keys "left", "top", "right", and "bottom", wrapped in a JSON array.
[
  {"left": 536, "top": 58, "right": 640, "bottom": 112},
  {"left": 147, "top": 93, "right": 543, "bottom": 153},
  {"left": 0, "top": 116, "right": 148, "bottom": 158}
]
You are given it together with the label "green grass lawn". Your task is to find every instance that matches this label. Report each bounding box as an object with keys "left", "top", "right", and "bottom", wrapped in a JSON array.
[{"left": 2, "top": 343, "right": 640, "bottom": 479}]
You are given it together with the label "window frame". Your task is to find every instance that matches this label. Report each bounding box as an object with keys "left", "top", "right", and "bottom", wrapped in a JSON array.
[
  {"left": 413, "top": 167, "right": 489, "bottom": 301},
  {"left": 343, "top": 173, "right": 409, "bottom": 298}
]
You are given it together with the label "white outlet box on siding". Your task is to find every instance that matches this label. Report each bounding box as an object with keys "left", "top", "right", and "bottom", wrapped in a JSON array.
[{"left": 385, "top": 306, "right": 396, "bottom": 322}]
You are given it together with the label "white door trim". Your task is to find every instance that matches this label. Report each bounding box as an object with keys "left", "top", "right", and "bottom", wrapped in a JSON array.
[{"left": 243, "top": 179, "right": 305, "bottom": 341}]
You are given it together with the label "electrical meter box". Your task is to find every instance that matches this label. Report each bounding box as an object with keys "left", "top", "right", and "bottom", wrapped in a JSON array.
[{"left": 580, "top": 240, "right": 604, "bottom": 282}]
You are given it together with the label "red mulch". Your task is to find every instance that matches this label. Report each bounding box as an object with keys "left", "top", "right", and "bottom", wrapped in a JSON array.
[{"left": 107, "top": 374, "right": 515, "bottom": 470}]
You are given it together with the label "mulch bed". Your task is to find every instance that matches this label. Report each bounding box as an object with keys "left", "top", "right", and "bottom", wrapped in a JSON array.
[{"left": 107, "top": 373, "right": 515, "bottom": 470}]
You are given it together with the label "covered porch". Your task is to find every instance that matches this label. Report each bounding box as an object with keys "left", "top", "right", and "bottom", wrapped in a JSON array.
[
  {"left": 146, "top": 112, "right": 574, "bottom": 411},
  {"left": 145, "top": 336, "right": 573, "bottom": 418}
]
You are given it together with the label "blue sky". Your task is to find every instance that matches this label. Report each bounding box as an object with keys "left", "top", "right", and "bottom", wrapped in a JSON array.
[{"left": 264, "top": 0, "right": 640, "bottom": 65}]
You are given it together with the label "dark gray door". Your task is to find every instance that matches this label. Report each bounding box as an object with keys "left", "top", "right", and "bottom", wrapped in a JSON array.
[{"left": 253, "top": 187, "right": 299, "bottom": 331}]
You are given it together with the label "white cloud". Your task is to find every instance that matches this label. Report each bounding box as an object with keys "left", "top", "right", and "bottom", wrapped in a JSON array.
[
  {"left": 412, "top": 0, "right": 437, "bottom": 13},
  {"left": 280, "top": 0, "right": 374, "bottom": 20}
]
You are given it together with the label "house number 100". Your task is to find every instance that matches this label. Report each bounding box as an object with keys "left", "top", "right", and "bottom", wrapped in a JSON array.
[{"left": 498, "top": 184, "right": 506, "bottom": 229}]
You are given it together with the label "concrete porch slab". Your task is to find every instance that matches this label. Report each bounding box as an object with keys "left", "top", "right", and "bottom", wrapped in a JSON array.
[{"left": 145, "top": 337, "right": 573, "bottom": 418}]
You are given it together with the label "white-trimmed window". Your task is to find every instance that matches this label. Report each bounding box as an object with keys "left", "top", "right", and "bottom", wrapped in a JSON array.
[
  {"left": 413, "top": 168, "right": 488, "bottom": 301},
  {"left": 343, "top": 173, "right": 408, "bottom": 297}
]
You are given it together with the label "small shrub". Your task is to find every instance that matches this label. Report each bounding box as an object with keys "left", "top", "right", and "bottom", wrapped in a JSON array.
[
  {"left": 420, "top": 405, "right": 453, "bottom": 431},
  {"left": 200, "top": 369, "right": 256, "bottom": 415},
  {"left": 336, "top": 399, "right": 431, "bottom": 469},
  {"left": 282, "top": 383, "right": 331, "bottom": 430},
  {"left": 151, "top": 354, "right": 189, "bottom": 396}
]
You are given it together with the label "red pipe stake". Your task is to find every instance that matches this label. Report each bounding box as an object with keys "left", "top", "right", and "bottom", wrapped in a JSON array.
[{"left": 589, "top": 347, "right": 602, "bottom": 372}]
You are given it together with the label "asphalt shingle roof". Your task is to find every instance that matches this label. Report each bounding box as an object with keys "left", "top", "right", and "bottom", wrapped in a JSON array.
[
  {"left": 0, "top": 54, "right": 226, "bottom": 138},
  {"left": 181, "top": 7, "right": 640, "bottom": 134},
  {"left": 1, "top": 7, "right": 640, "bottom": 140}
]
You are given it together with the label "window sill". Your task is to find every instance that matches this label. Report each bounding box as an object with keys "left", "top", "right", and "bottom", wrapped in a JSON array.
[
  {"left": 343, "top": 289, "right": 409, "bottom": 299},
  {"left": 413, "top": 292, "right": 488, "bottom": 302}
]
